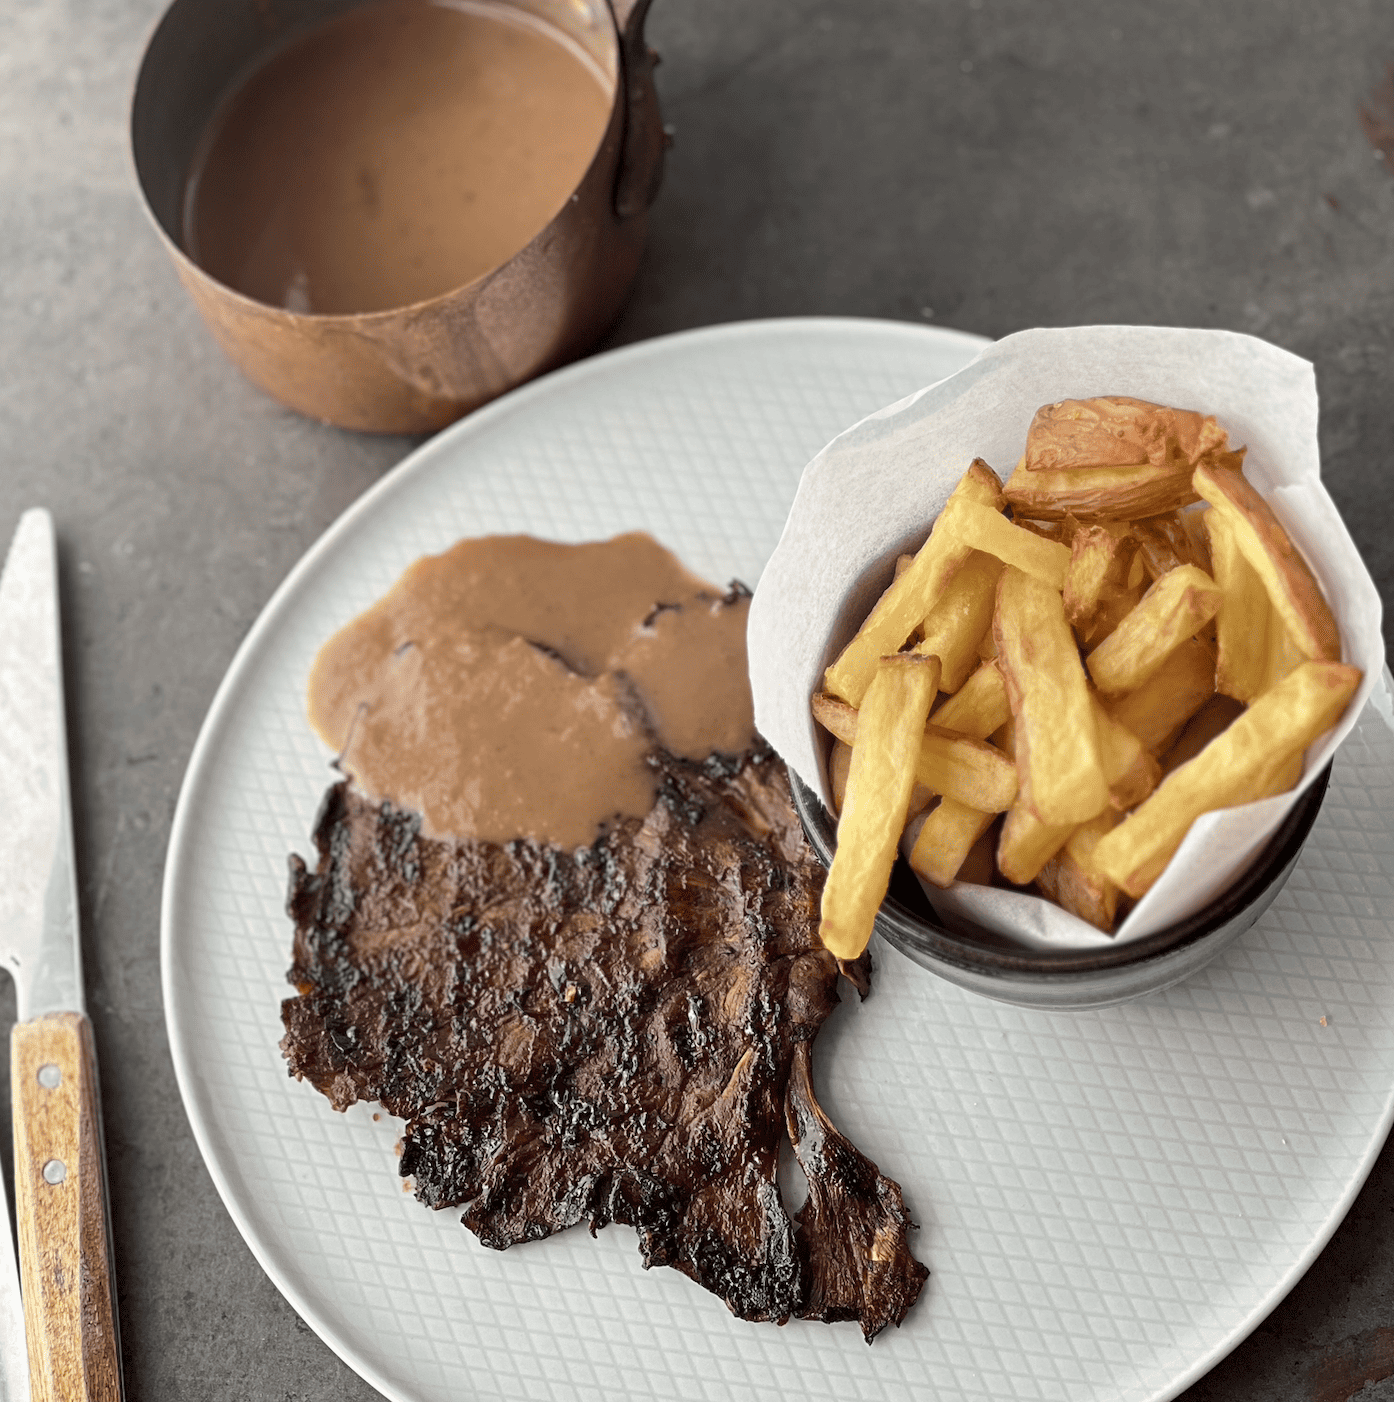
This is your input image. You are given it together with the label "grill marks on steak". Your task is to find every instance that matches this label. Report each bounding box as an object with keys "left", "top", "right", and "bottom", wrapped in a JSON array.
[{"left": 281, "top": 748, "right": 927, "bottom": 1339}]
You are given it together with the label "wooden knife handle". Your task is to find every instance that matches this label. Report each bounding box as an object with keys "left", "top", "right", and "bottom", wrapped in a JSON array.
[{"left": 11, "top": 1012, "right": 124, "bottom": 1401}]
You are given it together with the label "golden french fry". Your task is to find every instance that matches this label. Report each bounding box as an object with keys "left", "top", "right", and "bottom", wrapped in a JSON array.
[
  {"left": 819, "top": 653, "right": 941, "bottom": 959},
  {"left": 1036, "top": 810, "right": 1120, "bottom": 932},
  {"left": 997, "top": 802, "right": 1075, "bottom": 885},
  {"left": 811, "top": 691, "right": 1018, "bottom": 811},
  {"left": 909, "top": 798, "right": 996, "bottom": 889},
  {"left": 1086, "top": 564, "right": 1223, "bottom": 695},
  {"left": 811, "top": 691, "right": 865, "bottom": 744},
  {"left": 994, "top": 566, "right": 1109, "bottom": 825},
  {"left": 995, "top": 701, "right": 1148, "bottom": 886},
  {"left": 913, "top": 549, "right": 1003, "bottom": 692},
  {"left": 823, "top": 460, "right": 1004, "bottom": 705},
  {"left": 1206, "top": 506, "right": 1274, "bottom": 702},
  {"left": 1264, "top": 612, "right": 1305, "bottom": 692},
  {"left": 1062, "top": 524, "right": 1133, "bottom": 628},
  {"left": 1259, "top": 750, "right": 1304, "bottom": 797},
  {"left": 930, "top": 660, "right": 1010, "bottom": 739},
  {"left": 1025, "top": 397, "right": 1228, "bottom": 473},
  {"left": 823, "top": 398, "right": 1351, "bottom": 937},
  {"left": 1092, "top": 660, "right": 1362, "bottom": 897},
  {"left": 1004, "top": 456, "right": 1201, "bottom": 522},
  {"left": 939, "top": 495, "right": 1071, "bottom": 587},
  {"left": 1078, "top": 578, "right": 1146, "bottom": 649},
  {"left": 1091, "top": 696, "right": 1161, "bottom": 810},
  {"left": 1102, "top": 637, "right": 1215, "bottom": 754},
  {"left": 828, "top": 738, "right": 853, "bottom": 813},
  {"left": 1193, "top": 457, "right": 1341, "bottom": 662},
  {"left": 917, "top": 728, "right": 1018, "bottom": 811}
]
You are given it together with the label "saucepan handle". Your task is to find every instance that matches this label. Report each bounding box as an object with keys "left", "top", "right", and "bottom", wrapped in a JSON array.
[
  {"left": 610, "top": 0, "right": 668, "bottom": 219},
  {"left": 11, "top": 1012, "right": 124, "bottom": 1401}
]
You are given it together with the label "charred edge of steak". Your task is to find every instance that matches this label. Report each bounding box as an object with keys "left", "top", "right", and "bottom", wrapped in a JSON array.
[
  {"left": 785, "top": 1041, "right": 929, "bottom": 1342},
  {"left": 280, "top": 747, "right": 927, "bottom": 1336}
]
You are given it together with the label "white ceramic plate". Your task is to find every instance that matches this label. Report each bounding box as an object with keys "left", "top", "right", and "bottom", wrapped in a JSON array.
[{"left": 162, "top": 317, "right": 1394, "bottom": 1402}]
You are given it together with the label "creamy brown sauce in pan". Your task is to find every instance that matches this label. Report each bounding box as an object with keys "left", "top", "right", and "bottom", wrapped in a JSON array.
[
  {"left": 306, "top": 534, "right": 756, "bottom": 847},
  {"left": 184, "top": 0, "right": 613, "bottom": 314}
]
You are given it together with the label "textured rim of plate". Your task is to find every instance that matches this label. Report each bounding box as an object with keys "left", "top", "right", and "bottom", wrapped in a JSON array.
[{"left": 159, "top": 317, "right": 1394, "bottom": 1402}]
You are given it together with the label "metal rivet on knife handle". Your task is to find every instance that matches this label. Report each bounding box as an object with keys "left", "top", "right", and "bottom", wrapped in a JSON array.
[{"left": 11, "top": 1013, "right": 123, "bottom": 1402}]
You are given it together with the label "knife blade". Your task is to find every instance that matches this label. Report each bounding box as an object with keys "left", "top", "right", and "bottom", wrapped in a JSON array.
[{"left": 0, "top": 510, "right": 123, "bottom": 1402}]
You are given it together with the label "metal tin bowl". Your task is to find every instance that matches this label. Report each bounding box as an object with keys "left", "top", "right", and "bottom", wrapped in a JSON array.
[{"left": 790, "top": 764, "right": 1330, "bottom": 1010}]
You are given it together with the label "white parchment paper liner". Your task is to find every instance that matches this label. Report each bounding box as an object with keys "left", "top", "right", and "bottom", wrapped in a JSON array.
[{"left": 748, "top": 326, "right": 1385, "bottom": 951}]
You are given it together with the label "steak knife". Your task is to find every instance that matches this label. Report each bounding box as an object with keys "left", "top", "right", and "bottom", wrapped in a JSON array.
[{"left": 0, "top": 510, "right": 123, "bottom": 1401}]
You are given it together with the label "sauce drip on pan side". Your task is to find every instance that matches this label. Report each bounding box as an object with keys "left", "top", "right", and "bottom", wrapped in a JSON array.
[
  {"left": 183, "top": 0, "right": 613, "bottom": 314},
  {"left": 306, "top": 533, "right": 757, "bottom": 848}
]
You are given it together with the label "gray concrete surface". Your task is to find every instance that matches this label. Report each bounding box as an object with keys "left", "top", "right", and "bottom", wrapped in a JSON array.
[{"left": 2, "top": 0, "right": 1393, "bottom": 1397}]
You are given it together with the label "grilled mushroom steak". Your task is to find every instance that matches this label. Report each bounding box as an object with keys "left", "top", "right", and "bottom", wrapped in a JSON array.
[{"left": 281, "top": 745, "right": 927, "bottom": 1340}]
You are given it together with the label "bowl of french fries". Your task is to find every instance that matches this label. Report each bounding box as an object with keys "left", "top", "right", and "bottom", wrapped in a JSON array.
[{"left": 749, "top": 326, "right": 1383, "bottom": 1009}]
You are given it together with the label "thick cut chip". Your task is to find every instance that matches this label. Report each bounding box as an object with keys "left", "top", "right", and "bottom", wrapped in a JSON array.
[
  {"left": 939, "top": 496, "right": 1071, "bottom": 588},
  {"left": 1265, "top": 615, "right": 1306, "bottom": 692},
  {"left": 811, "top": 692, "right": 1017, "bottom": 811},
  {"left": 997, "top": 803, "right": 1075, "bottom": 885},
  {"left": 1092, "top": 660, "right": 1362, "bottom": 897},
  {"left": 1036, "top": 811, "right": 1121, "bottom": 932},
  {"left": 1086, "top": 564, "right": 1222, "bottom": 696},
  {"left": 824, "top": 461, "right": 1004, "bottom": 705},
  {"left": 1260, "top": 751, "right": 1305, "bottom": 797},
  {"left": 1078, "top": 579, "right": 1146, "bottom": 649},
  {"left": 914, "top": 730, "right": 1018, "bottom": 811},
  {"left": 1102, "top": 637, "right": 1216, "bottom": 754},
  {"left": 1063, "top": 524, "right": 1133, "bottom": 628},
  {"left": 1206, "top": 508, "right": 1300, "bottom": 701},
  {"left": 819, "top": 654, "right": 940, "bottom": 959},
  {"left": 913, "top": 550, "right": 1003, "bottom": 691},
  {"left": 994, "top": 567, "right": 1109, "bottom": 825},
  {"left": 1003, "top": 457, "right": 1201, "bottom": 522},
  {"left": 996, "top": 700, "right": 1147, "bottom": 887},
  {"left": 908, "top": 799, "right": 996, "bottom": 889},
  {"left": 1091, "top": 697, "right": 1161, "bottom": 810},
  {"left": 1207, "top": 506, "right": 1273, "bottom": 702},
  {"left": 930, "top": 660, "right": 1010, "bottom": 739},
  {"left": 1025, "top": 397, "right": 1229, "bottom": 473},
  {"left": 1193, "top": 458, "right": 1341, "bottom": 662},
  {"left": 810, "top": 692, "right": 865, "bottom": 745}
]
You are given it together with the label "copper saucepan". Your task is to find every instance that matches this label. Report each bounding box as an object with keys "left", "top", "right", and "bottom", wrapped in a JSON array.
[{"left": 130, "top": 0, "right": 665, "bottom": 433}]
